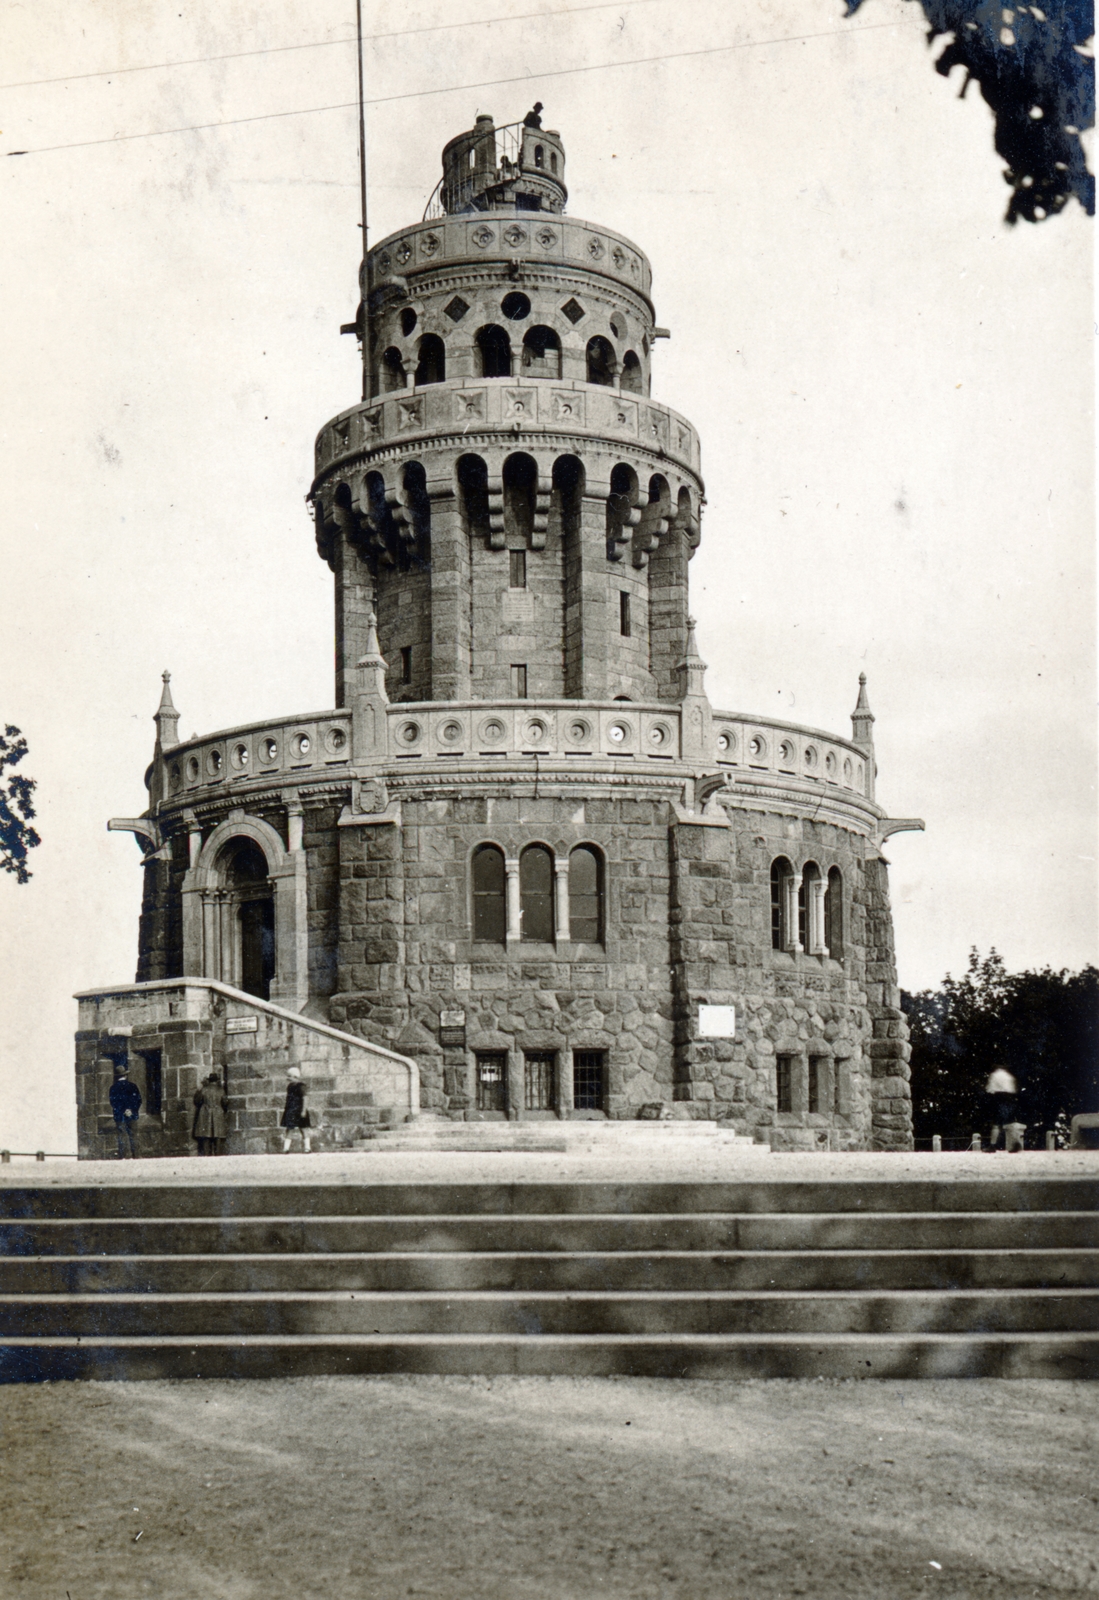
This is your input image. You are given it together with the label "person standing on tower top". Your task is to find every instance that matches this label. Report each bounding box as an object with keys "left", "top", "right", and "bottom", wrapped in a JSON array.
[{"left": 523, "top": 102, "right": 543, "bottom": 129}]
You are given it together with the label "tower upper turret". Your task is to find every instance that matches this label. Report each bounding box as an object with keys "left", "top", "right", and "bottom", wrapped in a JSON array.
[{"left": 436, "top": 109, "right": 567, "bottom": 217}]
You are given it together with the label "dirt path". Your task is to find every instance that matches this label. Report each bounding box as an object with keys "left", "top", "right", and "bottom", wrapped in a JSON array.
[{"left": 1, "top": 1377, "right": 1095, "bottom": 1599}]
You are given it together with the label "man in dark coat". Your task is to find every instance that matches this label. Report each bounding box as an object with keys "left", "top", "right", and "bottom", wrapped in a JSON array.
[{"left": 109, "top": 1067, "right": 142, "bottom": 1159}]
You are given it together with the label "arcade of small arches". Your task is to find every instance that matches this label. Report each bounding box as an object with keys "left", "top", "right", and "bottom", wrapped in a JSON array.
[
  {"left": 472, "top": 841, "right": 603, "bottom": 945},
  {"left": 770, "top": 857, "right": 845, "bottom": 960},
  {"left": 375, "top": 289, "right": 649, "bottom": 396},
  {"left": 316, "top": 451, "right": 700, "bottom": 574}
]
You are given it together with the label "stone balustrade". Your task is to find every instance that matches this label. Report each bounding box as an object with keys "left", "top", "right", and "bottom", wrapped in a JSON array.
[
  {"left": 154, "top": 703, "right": 871, "bottom": 804},
  {"left": 315, "top": 380, "right": 701, "bottom": 477}
]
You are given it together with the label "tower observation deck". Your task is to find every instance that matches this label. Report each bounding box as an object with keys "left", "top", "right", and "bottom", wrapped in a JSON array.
[{"left": 81, "top": 112, "right": 919, "bottom": 1158}]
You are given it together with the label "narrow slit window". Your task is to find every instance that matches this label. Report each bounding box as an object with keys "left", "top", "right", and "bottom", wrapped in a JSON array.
[
  {"left": 524, "top": 1052, "right": 555, "bottom": 1111},
  {"left": 141, "top": 1050, "right": 163, "bottom": 1119},
  {"left": 511, "top": 664, "right": 528, "bottom": 698},
  {"left": 619, "top": 592, "right": 631, "bottom": 637},
  {"left": 808, "top": 1056, "right": 826, "bottom": 1115},
  {"left": 776, "top": 1054, "right": 794, "bottom": 1115},
  {"left": 509, "top": 549, "right": 527, "bottom": 588},
  {"left": 400, "top": 646, "right": 412, "bottom": 685}
]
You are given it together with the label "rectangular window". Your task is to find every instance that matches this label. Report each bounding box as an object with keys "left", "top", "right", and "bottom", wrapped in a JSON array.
[
  {"left": 776, "top": 1054, "right": 795, "bottom": 1115},
  {"left": 573, "top": 1050, "right": 605, "bottom": 1111},
  {"left": 808, "top": 1056, "right": 826, "bottom": 1115},
  {"left": 524, "top": 1052, "right": 555, "bottom": 1111},
  {"left": 140, "top": 1050, "right": 163, "bottom": 1119},
  {"left": 833, "top": 1060, "right": 846, "bottom": 1116},
  {"left": 511, "top": 663, "right": 528, "bottom": 698},
  {"left": 475, "top": 1051, "right": 508, "bottom": 1114},
  {"left": 509, "top": 549, "right": 527, "bottom": 588},
  {"left": 400, "top": 646, "right": 412, "bottom": 684},
  {"left": 619, "top": 591, "right": 631, "bottom": 637}
]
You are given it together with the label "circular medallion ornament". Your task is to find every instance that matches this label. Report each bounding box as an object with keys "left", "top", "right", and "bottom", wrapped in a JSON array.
[
  {"left": 377, "top": 251, "right": 392, "bottom": 273},
  {"left": 804, "top": 745, "right": 818, "bottom": 769},
  {"left": 523, "top": 718, "right": 548, "bottom": 745},
  {"left": 232, "top": 743, "right": 249, "bottom": 770},
  {"left": 825, "top": 751, "right": 837, "bottom": 774},
  {"left": 325, "top": 727, "right": 347, "bottom": 755},
  {"left": 612, "top": 247, "right": 627, "bottom": 269},
  {"left": 478, "top": 717, "right": 506, "bottom": 744},
  {"left": 587, "top": 237, "right": 605, "bottom": 260},
  {"left": 420, "top": 232, "right": 441, "bottom": 257},
  {"left": 716, "top": 730, "right": 734, "bottom": 754},
  {"left": 398, "top": 721, "right": 422, "bottom": 746},
  {"left": 649, "top": 723, "right": 670, "bottom": 748},
  {"left": 395, "top": 240, "right": 412, "bottom": 265},
  {"left": 607, "top": 721, "right": 632, "bottom": 745},
  {"left": 206, "top": 749, "right": 222, "bottom": 775},
  {"left": 535, "top": 227, "right": 557, "bottom": 249},
  {"left": 261, "top": 738, "right": 278, "bottom": 764},
  {"left": 566, "top": 718, "right": 592, "bottom": 746},
  {"left": 292, "top": 733, "right": 311, "bottom": 758},
  {"left": 472, "top": 226, "right": 495, "bottom": 249},
  {"left": 748, "top": 735, "right": 766, "bottom": 759},
  {"left": 438, "top": 720, "right": 464, "bottom": 744},
  {"left": 503, "top": 224, "right": 527, "bottom": 248}
]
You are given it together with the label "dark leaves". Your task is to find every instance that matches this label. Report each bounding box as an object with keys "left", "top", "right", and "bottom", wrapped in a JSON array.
[{"left": 0, "top": 725, "right": 42, "bottom": 885}]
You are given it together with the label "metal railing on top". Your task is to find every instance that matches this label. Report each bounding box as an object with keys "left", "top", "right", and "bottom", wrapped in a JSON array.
[{"left": 422, "top": 120, "right": 527, "bottom": 221}]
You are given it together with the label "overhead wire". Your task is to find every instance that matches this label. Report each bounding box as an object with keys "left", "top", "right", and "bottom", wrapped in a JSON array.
[
  {"left": 6, "top": 20, "right": 907, "bottom": 158},
  {"left": 0, "top": 0, "right": 672, "bottom": 92}
]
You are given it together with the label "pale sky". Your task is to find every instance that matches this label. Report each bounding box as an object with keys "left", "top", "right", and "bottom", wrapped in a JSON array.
[{"left": 1, "top": 0, "right": 1094, "bottom": 1150}]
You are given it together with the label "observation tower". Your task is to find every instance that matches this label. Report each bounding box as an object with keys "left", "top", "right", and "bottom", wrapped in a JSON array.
[{"left": 77, "top": 110, "right": 920, "bottom": 1156}]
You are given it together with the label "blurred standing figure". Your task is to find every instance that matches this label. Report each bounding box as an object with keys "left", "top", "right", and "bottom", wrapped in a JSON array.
[
  {"left": 281, "top": 1066, "right": 312, "bottom": 1153},
  {"left": 985, "top": 1065, "right": 1018, "bottom": 1149},
  {"left": 192, "top": 1070, "right": 228, "bottom": 1156},
  {"left": 109, "top": 1067, "right": 142, "bottom": 1159}
]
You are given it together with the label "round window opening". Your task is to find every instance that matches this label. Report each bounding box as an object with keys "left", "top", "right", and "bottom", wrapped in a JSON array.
[
  {"left": 825, "top": 751, "right": 837, "bottom": 773},
  {"left": 398, "top": 721, "right": 422, "bottom": 745},
  {"left": 261, "top": 738, "right": 278, "bottom": 764},
  {"left": 779, "top": 741, "right": 794, "bottom": 763},
  {"left": 207, "top": 749, "right": 222, "bottom": 774},
  {"left": 716, "top": 732, "right": 732, "bottom": 753},
  {"left": 650, "top": 724, "right": 668, "bottom": 747},
  {"left": 748, "top": 736, "right": 766, "bottom": 758},
  {"left": 232, "top": 744, "right": 249, "bottom": 770},
  {"left": 501, "top": 291, "right": 531, "bottom": 320},
  {"left": 186, "top": 757, "right": 199, "bottom": 781},
  {"left": 170, "top": 763, "right": 182, "bottom": 790},
  {"left": 804, "top": 746, "right": 818, "bottom": 768},
  {"left": 524, "top": 720, "right": 547, "bottom": 744},
  {"left": 440, "top": 721, "right": 463, "bottom": 743},
  {"left": 294, "top": 734, "right": 311, "bottom": 757},
  {"left": 567, "top": 719, "right": 591, "bottom": 745},
  {"left": 326, "top": 727, "right": 347, "bottom": 754},
  {"left": 480, "top": 719, "right": 506, "bottom": 744},
  {"left": 608, "top": 722, "right": 630, "bottom": 744}
]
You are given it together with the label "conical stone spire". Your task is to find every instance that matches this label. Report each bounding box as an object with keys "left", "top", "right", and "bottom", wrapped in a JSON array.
[
  {"left": 676, "top": 617, "right": 712, "bottom": 761},
  {"left": 851, "top": 672, "right": 875, "bottom": 750},
  {"left": 153, "top": 671, "right": 180, "bottom": 752}
]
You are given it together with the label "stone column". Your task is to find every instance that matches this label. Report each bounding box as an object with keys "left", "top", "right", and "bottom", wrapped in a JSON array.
[
  {"left": 556, "top": 1049, "right": 574, "bottom": 1118},
  {"left": 784, "top": 870, "right": 803, "bottom": 954},
  {"left": 808, "top": 873, "right": 827, "bottom": 955},
  {"left": 286, "top": 799, "right": 304, "bottom": 854},
  {"left": 505, "top": 857, "right": 521, "bottom": 945},
  {"left": 554, "top": 859, "right": 570, "bottom": 949}
]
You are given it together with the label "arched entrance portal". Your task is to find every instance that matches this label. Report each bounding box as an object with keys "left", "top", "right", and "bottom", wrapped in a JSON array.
[{"left": 222, "top": 839, "right": 276, "bottom": 1000}]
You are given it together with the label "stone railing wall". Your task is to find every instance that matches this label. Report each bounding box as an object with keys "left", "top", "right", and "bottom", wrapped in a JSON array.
[
  {"left": 711, "top": 711, "right": 871, "bottom": 800},
  {"left": 156, "top": 711, "right": 352, "bottom": 807}
]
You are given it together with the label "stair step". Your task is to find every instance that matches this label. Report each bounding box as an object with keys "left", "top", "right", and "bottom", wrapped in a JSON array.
[
  {"left": 2, "top": 1289, "right": 1094, "bottom": 1337},
  {"left": 2, "top": 1212, "right": 1093, "bottom": 1256},
  {"left": 1, "top": 1331, "right": 1096, "bottom": 1383},
  {"left": 1, "top": 1249, "right": 1094, "bottom": 1294}
]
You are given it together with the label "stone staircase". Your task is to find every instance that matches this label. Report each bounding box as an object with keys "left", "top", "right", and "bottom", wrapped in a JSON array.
[{"left": 0, "top": 1176, "right": 1095, "bottom": 1381}]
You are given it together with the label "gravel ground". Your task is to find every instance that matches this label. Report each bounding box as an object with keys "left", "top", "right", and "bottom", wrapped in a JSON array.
[{"left": 1, "top": 1376, "right": 1096, "bottom": 1599}]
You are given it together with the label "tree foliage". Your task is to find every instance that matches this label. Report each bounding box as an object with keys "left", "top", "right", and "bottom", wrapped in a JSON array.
[
  {"left": 0, "top": 725, "right": 41, "bottom": 885},
  {"left": 902, "top": 949, "right": 1099, "bottom": 1141},
  {"left": 845, "top": 0, "right": 1095, "bottom": 224}
]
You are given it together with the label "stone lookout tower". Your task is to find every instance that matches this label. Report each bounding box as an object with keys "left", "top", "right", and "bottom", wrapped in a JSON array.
[{"left": 77, "top": 110, "right": 921, "bottom": 1157}]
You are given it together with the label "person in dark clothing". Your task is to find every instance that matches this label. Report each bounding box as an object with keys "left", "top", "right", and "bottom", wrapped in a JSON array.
[
  {"left": 280, "top": 1066, "right": 312, "bottom": 1153},
  {"left": 192, "top": 1071, "right": 229, "bottom": 1156},
  {"left": 109, "top": 1068, "right": 142, "bottom": 1158}
]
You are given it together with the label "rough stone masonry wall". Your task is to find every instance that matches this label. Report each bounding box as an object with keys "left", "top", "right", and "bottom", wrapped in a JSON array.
[
  {"left": 329, "top": 790, "right": 678, "bottom": 1116},
  {"left": 668, "top": 808, "right": 876, "bottom": 1149},
  {"left": 863, "top": 851, "right": 915, "bottom": 1150}
]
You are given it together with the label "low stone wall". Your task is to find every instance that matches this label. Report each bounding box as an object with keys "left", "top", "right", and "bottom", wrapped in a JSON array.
[{"left": 74, "top": 979, "right": 418, "bottom": 1160}]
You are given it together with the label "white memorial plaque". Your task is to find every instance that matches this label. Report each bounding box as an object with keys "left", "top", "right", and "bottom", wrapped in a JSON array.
[
  {"left": 698, "top": 1005, "right": 736, "bottom": 1038},
  {"left": 226, "top": 1016, "right": 259, "bottom": 1034}
]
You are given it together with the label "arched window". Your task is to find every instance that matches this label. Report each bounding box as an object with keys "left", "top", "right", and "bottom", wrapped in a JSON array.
[
  {"left": 400, "top": 308, "right": 418, "bottom": 338},
  {"left": 825, "top": 867, "right": 844, "bottom": 959},
  {"left": 534, "top": 144, "right": 545, "bottom": 168},
  {"left": 472, "top": 845, "right": 506, "bottom": 943},
  {"left": 401, "top": 460, "right": 431, "bottom": 565},
  {"left": 457, "top": 453, "right": 490, "bottom": 543},
  {"left": 414, "top": 333, "right": 445, "bottom": 385},
  {"left": 586, "top": 335, "right": 616, "bottom": 386},
  {"left": 476, "top": 325, "right": 512, "bottom": 378},
  {"left": 381, "top": 346, "right": 406, "bottom": 392},
  {"left": 550, "top": 151, "right": 558, "bottom": 174},
  {"left": 621, "top": 350, "right": 643, "bottom": 394},
  {"left": 222, "top": 840, "right": 275, "bottom": 1000},
  {"left": 802, "top": 861, "right": 822, "bottom": 953},
  {"left": 522, "top": 325, "right": 561, "bottom": 379},
  {"left": 503, "top": 452, "right": 537, "bottom": 546},
  {"left": 770, "top": 856, "right": 794, "bottom": 951},
  {"left": 569, "top": 846, "right": 603, "bottom": 942},
  {"left": 606, "top": 463, "right": 639, "bottom": 559},
  {"left": 520, "top": 844, "right": 554, "bottom": 942}
]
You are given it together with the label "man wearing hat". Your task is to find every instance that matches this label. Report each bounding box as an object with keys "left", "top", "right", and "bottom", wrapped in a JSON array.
[{"left": 108, "top": 1065, "right": 142, "bottom": 1159}]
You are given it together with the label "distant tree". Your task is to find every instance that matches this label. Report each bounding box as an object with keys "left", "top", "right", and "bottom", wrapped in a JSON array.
[
  {"left": 0, "top": 725, "right": 41, "bottom": 884},
  {"left": 845, "top": 0, "right": 1095, "bottom": 224},
  {"left": 903, "top": 948, "right": 1099, "bottom": 1143}
]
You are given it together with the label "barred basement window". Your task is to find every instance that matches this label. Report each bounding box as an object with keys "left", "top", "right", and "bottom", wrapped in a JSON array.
[
  {"left": 472, "top": 844, "right": 506, "bottom": 943},
  {"left": 808, "top": 1056, "right": 826, "bottom": 1115},
  {"left": 573, "top": 1050, "right": 605, "bottom": 1111},
  {"left": 776, "top": 1054, "right": 795, "bottom": 1115},
  {"left": 524, "top": 1052, "right": 555, "bottom": 1111},
  {"left": 475, "top": 1051, "right": 508, "bottom": 1113}
]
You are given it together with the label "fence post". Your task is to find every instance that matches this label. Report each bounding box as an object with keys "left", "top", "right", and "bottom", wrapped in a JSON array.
[
  {"left": 0, "top": 1151, "right": 9, "bottom": 1164},
  {"left": 970, "top": 1132, "right": 982, "bottom": 1151},
  {"left": 35, "top": 1151, "right": 45, "bottom": 1162},
  {"left": 932, "top": 1134, "right": 942, "bottom": 1153},
  {"left": 1045, "top": 1130, "right": 1056, "bottom": 1151}
]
